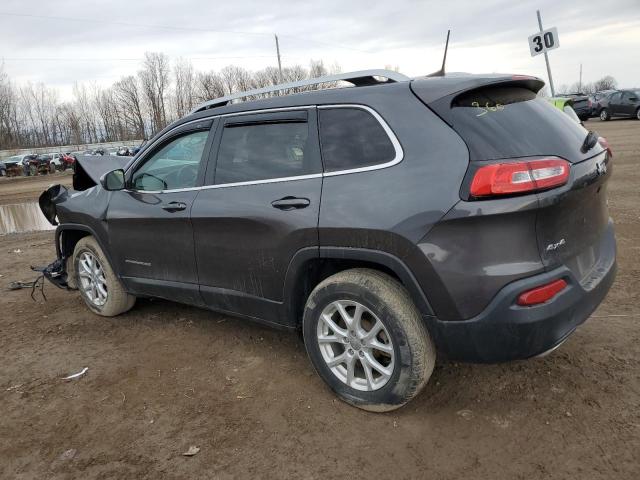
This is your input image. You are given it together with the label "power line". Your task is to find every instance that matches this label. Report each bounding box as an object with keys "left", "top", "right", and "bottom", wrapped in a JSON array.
[
  {"left": 0, "top": 55, "right": 279, "bottom": 61},
  {"left": 0, "top": 12, "right": 375, "bottom": 54}
]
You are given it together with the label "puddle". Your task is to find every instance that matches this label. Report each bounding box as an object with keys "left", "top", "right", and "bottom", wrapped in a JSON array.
[{"left": 0, "top": 202, "right": 55, "bottom": 235}]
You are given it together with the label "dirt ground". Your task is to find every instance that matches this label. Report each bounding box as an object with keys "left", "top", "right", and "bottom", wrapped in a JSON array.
[{"left": 1, "top": 119, "right": 639, "bottom": 479}]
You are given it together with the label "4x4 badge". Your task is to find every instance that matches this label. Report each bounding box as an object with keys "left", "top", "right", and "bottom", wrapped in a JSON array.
[{"left": 546, "top": 238, "right": 566, "bottom": 252}]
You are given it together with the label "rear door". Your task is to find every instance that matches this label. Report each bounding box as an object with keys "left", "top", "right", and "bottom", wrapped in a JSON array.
[
  {"left": 191, "top": 108, "right": 322, "bottom": 323},
  {"left": 608, "top": 92, "right": 623, "bottom": 116},
  {"left": 107, "top": 119, "right": 216, "bottom": 304}
]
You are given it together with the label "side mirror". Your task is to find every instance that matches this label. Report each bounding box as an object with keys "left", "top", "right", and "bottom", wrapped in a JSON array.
[{"left": 100, "top": 169, "right": 126, "bottom": 191}]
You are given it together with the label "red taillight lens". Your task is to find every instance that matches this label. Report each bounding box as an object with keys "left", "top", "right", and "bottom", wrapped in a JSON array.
[
  {"left": 517, "top": 279, "right": 567, "bottom": 306},
  {"left": 470, "top": 157, "right": 570, "bottom": 198},
  {"left": 598, "top": 136, "right": 613, "bottom": 158}
]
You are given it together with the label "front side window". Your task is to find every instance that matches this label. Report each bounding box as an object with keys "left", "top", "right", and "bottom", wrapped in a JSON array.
[
  {"left": 215, "top": 121, "right": 313, "bottom": 184},
  {"left": 318, "top": 108, "right": 396, "bottom": 172},
  {"left": 132, "top": 130, "right": 209, "bottom": 191}
]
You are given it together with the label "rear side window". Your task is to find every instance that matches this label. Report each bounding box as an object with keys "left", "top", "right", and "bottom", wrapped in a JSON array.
[
  {"left": 318, "top": 108, "right": 396, "bottom": 172},
  {"left": 215, "top": 121, "right": 314, "bottom": 184},
  {"left": 432, "top": 86, "right": 589, "bottom": 162}
]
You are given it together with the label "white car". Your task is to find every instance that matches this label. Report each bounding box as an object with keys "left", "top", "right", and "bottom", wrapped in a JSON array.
[{"left": 47, "top": 153, "right": 64, "bottom": 170}]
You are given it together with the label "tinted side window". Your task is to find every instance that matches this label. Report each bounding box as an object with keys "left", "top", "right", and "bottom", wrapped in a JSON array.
[
  {"left": 318, "top": 108, "right": 396, "bottom": 172},
  {"left": 132, "top": 130, "right": 209, "bottom": 191},
  {"left": 215, "top": 121, "right": 314, "bottom": 184}
]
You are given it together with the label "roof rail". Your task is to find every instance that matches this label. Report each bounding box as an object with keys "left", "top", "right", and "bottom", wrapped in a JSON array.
[{"left": 190, "top": 69, "right": 410, "bottom": 114}]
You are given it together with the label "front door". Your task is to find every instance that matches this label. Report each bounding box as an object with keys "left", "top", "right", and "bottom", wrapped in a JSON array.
[
  {"left": 107, "top": 120, "right": 216, "bottom": 305},
  {"left": 608, "top": 92, "right": 623, "bottom": 116},
  {"left": 191, "top": 108, "right": 322, "bottom": 325}
]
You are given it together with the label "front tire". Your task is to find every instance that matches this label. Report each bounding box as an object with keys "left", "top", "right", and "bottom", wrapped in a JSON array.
[
  {"left": 73, "top": 236, "right": 135, "bottom": 317},
  {"left": 302, "top": 269, "right": 436, "bottom": 412},
  {"left": 600, "top": 108, "right": 611, "bottom": 121}
]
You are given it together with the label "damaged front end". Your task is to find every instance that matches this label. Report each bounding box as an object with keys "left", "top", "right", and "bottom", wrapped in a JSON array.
[
  {"left": 38, "top": 184, "right": 72, "bottom": 289},
  {"left": 38, "top": 155, "right": 128, "bottom": 290}
]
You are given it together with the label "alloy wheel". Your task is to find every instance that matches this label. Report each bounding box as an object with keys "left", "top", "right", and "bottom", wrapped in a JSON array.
[
  {"left": 317, "top": 300, "right": 395, "bottom": 391},
  {"left": 78, "top": 251, "right": 108, "bottom": 307}
]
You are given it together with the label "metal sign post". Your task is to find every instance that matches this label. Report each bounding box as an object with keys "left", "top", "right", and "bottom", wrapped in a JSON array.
[{"left": 535, "top": 10, "right": 555, "bottom": 96}]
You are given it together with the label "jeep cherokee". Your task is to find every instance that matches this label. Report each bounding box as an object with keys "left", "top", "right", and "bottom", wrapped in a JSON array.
[{"left": 39, "top": 69, "right": 616, "bottom": 411}]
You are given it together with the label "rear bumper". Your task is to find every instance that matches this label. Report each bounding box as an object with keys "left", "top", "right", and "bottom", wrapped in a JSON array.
[{"left": 425, "top": 226, "right": 617, "bottom": 363}]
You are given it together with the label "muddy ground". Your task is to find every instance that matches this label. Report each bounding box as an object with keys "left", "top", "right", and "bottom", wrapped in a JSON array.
[
  {"left": 1, "top": 119, "right": 638, "bottom": 479},
  {"left": 0, "top": 171, "right": 72, "bottom": 206}
]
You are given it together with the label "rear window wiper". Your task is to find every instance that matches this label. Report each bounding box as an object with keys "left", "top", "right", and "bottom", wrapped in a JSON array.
[{"left": 581, "top": 130, "right": 599, "bottom": 153}]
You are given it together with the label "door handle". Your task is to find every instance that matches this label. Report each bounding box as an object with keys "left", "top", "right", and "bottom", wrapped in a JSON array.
[
  {"left": 161, "top": 201, "right": 187, "bottom": 212},
  {"left": 271, "top": 196, "right": 311, "bottom": 211}
]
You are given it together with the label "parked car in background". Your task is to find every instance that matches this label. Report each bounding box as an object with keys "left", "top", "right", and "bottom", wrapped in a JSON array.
[
  {"left": 0, "top": 160, "right": 6, "bottom": 177},
  {"left": 2, "top": 155, "right": 29, "bottom": 176},
  {"left": 117, "top": 146, "right": 131, "bottom": 156},
  {"left": 598, "top": 89, "right": 640, "bottom": 120},
  {"left": 34, "top": 154, "right": 56, "bottom": 174},
  {"left": 589, "top": 90, "right": 616, "bottom": 117},
  {"left": 48, "top": 153, "right": 70, "bottom": 171},
  {"left": 563, "top": 93, "right": 591, "bottom": 121},
  {"left": 56, "top": 153, "right": 76, "bottom": 170},
  {"left": 39, "top": 70, "right": 616, "bottom": 412}
]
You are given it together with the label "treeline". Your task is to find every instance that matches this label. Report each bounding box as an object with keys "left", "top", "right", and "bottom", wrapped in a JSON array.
[
  {"left": 556, "top": 75, "right": 618, "bottom": 95},
  {"left": 0, "top": 53, "right": 339, "bottom": 150}
]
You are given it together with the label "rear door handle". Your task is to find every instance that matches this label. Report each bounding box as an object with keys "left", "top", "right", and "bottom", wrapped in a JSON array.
[
  {"left": 271, "top": 196, "right": 311, "bottom": 210},
  {"left": 162, "top": 201, "right": 187, "bottom": 212}
]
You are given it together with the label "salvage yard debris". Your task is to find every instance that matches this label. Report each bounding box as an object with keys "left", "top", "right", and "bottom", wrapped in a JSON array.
[
  {"left": 182, "top": 446, "right": 200, "bottom": 457},
  {"left": 62, "top": 367, "right": 89, "bottom": 380}
]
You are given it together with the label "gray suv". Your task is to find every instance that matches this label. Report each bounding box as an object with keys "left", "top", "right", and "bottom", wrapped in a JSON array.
[{"left": 39, "top": 70, "right": 616, "bottom": 411}]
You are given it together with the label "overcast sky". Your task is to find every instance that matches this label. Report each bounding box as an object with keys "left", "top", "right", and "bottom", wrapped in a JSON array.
[{"left": 1, "top": 0, "right": 638, "bottom": 100}]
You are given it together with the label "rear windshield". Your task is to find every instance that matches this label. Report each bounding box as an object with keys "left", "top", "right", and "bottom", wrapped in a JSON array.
[{"left": 431, "top": 86, "right": 591, "bottom": 162}]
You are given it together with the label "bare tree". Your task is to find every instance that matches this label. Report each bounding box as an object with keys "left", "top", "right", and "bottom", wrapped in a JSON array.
[
  {"left": 113, "top": 76, "right": 146, "bottom": 139},
  {"left": 139, "top": 52, "right": 170, "bottom": 134},
  {"left": 195, "top": 71, "right": 225, "bottom": 102},
  {"left": 0, "top": 54, "right": 345, "bottom": 151},
  {"left": 592, "top": 75, "right": 617, "bottom": 92},
  {"left": 173, "top": 58, "right": 196, "bottom": 117}
]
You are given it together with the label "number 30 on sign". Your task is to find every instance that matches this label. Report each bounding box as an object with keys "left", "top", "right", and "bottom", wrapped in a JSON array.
[{"left": 528, "top": 27, "right": 559, "bottom": 57}]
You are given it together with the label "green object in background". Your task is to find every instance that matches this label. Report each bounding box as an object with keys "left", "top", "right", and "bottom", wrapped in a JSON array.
[{"left": 547, "top": 97, "right": 582, "bottom": 124}]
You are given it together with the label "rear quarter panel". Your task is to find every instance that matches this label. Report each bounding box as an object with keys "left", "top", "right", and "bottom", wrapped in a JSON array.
[{"left": 318, "top": 88, "right": 470, "bottom": 314}]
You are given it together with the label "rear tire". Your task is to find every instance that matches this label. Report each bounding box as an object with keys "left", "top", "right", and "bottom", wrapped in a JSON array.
[
  {"left": 73, "top": 236, "right": 135, "bottom": 317},
  {"left": 302, "top": 268, "right": 436, "bottom": 412},
  {"left": 600, "top": 108, "right": 611, "bottom": 121}
]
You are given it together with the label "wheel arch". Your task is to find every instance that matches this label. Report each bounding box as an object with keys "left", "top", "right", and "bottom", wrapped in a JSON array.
[
  {"left": 56, "top": 224, "right": 118, "bottom": 275},
  {"left": 282, "top": 247, "right": 435, "bottom": 327}
]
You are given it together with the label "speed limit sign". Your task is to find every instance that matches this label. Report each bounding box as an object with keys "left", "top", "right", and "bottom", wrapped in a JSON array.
[{"left": 528, "top": 27, "right": 559, "bottom": 57}]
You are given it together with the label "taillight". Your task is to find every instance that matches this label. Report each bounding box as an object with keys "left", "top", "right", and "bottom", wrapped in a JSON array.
[
  {"left": 469, "top": 157, "right": 570, "bottom": 198},
  {"left": 598, "top": 136, "right": 613, "bottom": 158},
  {"left": 517, "top": 279, "right": 567, "bottom": 306}
]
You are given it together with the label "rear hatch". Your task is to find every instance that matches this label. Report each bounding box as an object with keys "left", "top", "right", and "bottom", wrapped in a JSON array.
[{"left": 412, "top": 76, "right": 612, "bottom": 284}]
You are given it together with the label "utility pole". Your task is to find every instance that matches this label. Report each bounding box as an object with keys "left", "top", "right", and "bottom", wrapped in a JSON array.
[
  {"left": 536, "top": 10, "right": 555, "bottom": 96},
  {"left": 579, "top": 63, "right": 583, "bottom": 93},
  {"left": 274, "top": 34, "right": 283, "bottom": 83}
]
